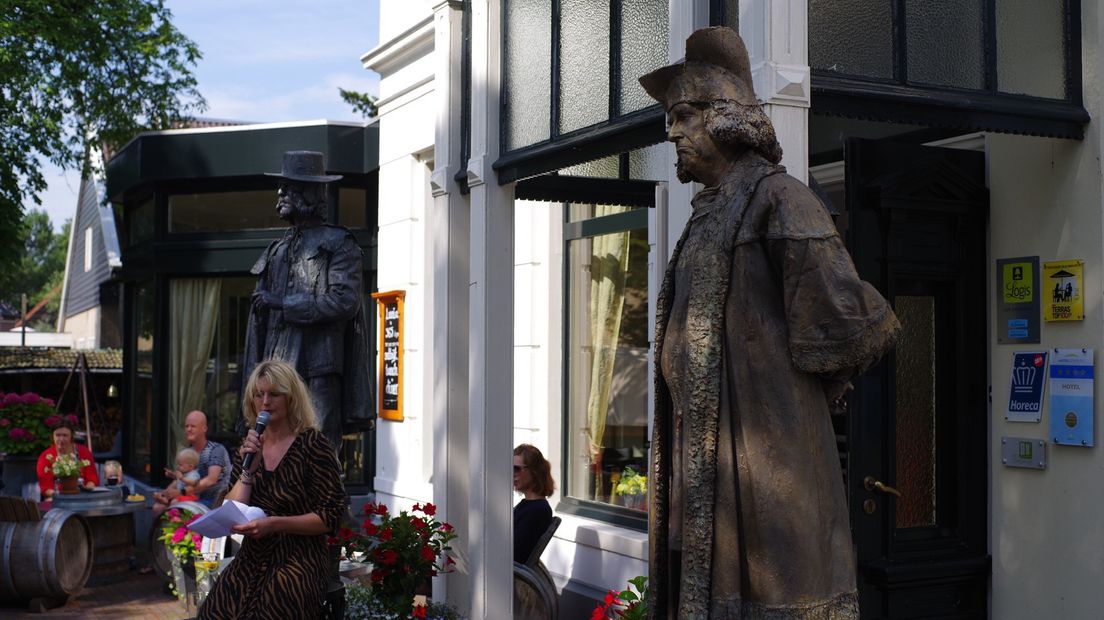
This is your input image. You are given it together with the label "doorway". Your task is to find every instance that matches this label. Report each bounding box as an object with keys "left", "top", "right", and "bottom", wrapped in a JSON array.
[{"left": 843, "top": 139, "right": 990, "bottom": 619}]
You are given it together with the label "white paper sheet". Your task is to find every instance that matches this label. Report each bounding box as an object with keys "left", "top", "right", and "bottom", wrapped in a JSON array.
[{"left": 187, "top": 500, "right": 266, "bottom": 538}]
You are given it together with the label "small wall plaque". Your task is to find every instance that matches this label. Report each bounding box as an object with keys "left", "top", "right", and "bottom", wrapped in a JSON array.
[{"left": 1001, "top": 437, "right": 1047, "bottom": 469}]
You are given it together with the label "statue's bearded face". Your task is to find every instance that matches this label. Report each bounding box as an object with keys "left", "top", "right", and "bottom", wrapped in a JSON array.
[
  {"left": 276, "top": 181, "right": 324, "bottom": 221},
  {"left": 666, "top": 102, "right": 733, "bottom": 185}
]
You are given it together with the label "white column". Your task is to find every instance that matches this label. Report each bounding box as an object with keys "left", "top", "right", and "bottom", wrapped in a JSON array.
[
  {"left": 427, "top": 0, "right": 469, "bottom": 610},
  {"left": 467, "top": 1, "right": 514, "bottom": 618},
  {"left": 741, "top": 0, "right": 810, "bottom": 182}
]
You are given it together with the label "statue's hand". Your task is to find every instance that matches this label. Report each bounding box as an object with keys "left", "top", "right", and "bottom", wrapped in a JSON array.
[{"left": 252, "top": 291, "right": 283, "bottom": 311}]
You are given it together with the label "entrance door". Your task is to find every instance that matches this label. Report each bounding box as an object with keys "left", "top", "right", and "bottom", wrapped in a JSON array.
[{"left": 844, "top": 139, "right": 990, "bottom": 619}]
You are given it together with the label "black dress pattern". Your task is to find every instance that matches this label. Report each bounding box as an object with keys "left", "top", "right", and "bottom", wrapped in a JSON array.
[{"left": 199, "top": 429, "right": 347, "bottom": 619}]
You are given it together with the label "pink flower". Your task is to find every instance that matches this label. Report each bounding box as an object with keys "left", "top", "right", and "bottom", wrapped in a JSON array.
[
  {"left": 191, "top": 533, "right": 201, "bottom": 547},
  {"left": 171, "top": 527, "right": 187, "bottom": 544},
  {"left": 2, "top": 394, "right": 20, "bottom": 407},
  {"left": 20, "top": 392, "right": 40, "bottom": 405},
  {"left": 44, "top": 415, "right": 61, "bottom": 428},
  {"left": 65, "top": 414, "right": 79, "bottom": 425},
  {"left": 0, "top": 418, "right": 9, "bottom": 427},
  {"left": 168, "top": 508, "right": 180, "bottom": 520},
  {"left": 42, "top": 398, "right": 54, "bottom": 407}
]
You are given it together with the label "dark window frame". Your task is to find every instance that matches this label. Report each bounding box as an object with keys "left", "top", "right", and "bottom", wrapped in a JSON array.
[
  {"left": 809, "top": 0, "right": 1087, "bottom": 139},
  {"left": 495, "top": 0, "right": 667, "bottom": 184}
]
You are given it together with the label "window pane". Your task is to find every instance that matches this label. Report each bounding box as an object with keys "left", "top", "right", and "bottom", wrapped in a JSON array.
[
  {"left": 997, "top": 0, "right": 1066, "bottom": 99},
  {"left": 339, "top": 188, "right": 369, "bottom": 228},
  {"left": 906, "top": 0, "right": 984, "bottom": 89},
  {"left": 559, "top": 0, "right": 610, "bottom": 134},
  {"left": 810, "top": 0, "right": 893, "bottom": 79},
  {"left": 196, "top": 277, "right": 255, "bottom": 444},
  {"left": 629, "top": 143, "right": 667, "bottom": 181},
  {"left": 560, "top": 154, "right": 620, "bottom": 180},
  {"left": 168, "top": 190, "right": 284, "bottom": 232},
  {"left": 132, "top": 280, "right": 156, "bottom": 479},
  {"left": 130, "top": 197, "right": 154, "bottom": 245},
  {"left": 619, "top": 0, "right": 668, "bottom": 114},
  {"left": 504, "top": 0, "right": 552, "bottom": 150},
  {"left": 894, "top": 295, "right": 937, "bottom": 529},
  {"left": 567, "top": 219, "right": 649, "bottom": 511}
]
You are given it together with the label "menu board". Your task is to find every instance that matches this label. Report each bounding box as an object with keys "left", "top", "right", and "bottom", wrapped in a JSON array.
[{"left": 371, "top": 290, "right": 406, "bottom": 421}]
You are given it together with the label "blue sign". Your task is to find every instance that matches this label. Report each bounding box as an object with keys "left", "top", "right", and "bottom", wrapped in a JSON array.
[
  {"left": 1007, "top": 351, "right": 1047, "bottom": 422},
  {"left": 1049, "top": 348, "right": 1094, "bottom": 447}
]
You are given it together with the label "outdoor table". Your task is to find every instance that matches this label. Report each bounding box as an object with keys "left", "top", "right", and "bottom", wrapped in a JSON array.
[{"left": 47, "top": 487, "right": 144, "bottom": 584}]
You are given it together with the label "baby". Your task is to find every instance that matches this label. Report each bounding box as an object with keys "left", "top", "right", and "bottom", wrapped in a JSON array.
[{"left": 169, "top": 447, "right": 201, "bottom": 501}]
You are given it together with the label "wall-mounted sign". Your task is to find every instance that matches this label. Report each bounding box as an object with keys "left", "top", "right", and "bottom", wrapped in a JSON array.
[
  {"left": 996, "top": 256, "right": 1040, "bottom": 344},
  {"left": 1049, "top": 348, "right": 1094, "bottom": 447},
  {"left": 1042, "top": 260, "right": 1084, "bottom": 321},
  {"left": 1006, "top": 351, "right": 1048, "bottom": 422},
  {"left": 372, "top": 290, "right": 406, "bottom": 421},
  {"left": 1000, "top": 437, "right": 1047, "bottom": 470}
]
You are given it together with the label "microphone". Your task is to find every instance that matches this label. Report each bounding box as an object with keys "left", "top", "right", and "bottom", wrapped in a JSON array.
[{"left": 241, "top": 411, "right": 270, "bottom": 473}]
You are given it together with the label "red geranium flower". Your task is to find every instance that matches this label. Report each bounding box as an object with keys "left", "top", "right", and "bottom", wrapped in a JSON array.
[
  {"left": 420, "top": 544, "right": 435, "bottom": 562},
  {"left": 379, "top": 528, "right": 393, "bottom": 542},
  {"left": 422, "top": 503, "right": 436, "bottom": 516}
]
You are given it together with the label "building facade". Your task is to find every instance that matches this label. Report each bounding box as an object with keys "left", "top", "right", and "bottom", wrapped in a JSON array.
[{"left": 366, "top": 1, "right": 1101, "bottom": 618}]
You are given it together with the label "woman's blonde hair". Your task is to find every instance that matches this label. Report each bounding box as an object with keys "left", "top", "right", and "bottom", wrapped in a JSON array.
[{"left": 242, "top": 359, "right": 319, "bottom": 435}]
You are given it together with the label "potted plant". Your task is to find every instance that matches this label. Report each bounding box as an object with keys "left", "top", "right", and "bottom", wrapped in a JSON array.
[
  {"left": 612, "top": 467, "right": 647, "bottom": 511},
  {"left": 158, "top": 506, "right": 203, "bottom": 607},
  {"left": 591, "top": 576, "right": 649, "bottom": 620},
  {"left": 0, "top": 391, "right": 71, "bottom": 493},
  {"left": 336, "top": 501, "right": 457, "bottom": 619},
  {"left": 44, "top": 452, "right": 90, "bottom": 494}
]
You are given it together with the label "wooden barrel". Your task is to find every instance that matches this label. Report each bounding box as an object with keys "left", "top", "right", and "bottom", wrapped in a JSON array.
[
  {"left": 52, "top": 487, "right": 142, "bottom": 584},
  {"left": 151, "top": 500, "right": 210, "bottom": 580},
  {"left": 0, "top": 509, "right": 93, "bottom": 602}
]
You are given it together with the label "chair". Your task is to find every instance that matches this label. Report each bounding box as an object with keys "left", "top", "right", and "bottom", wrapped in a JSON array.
[
  {"left": 0, "top": 496, "right": 40, "bottom": 523},
  {"left": 513, "top": 516, "right": 561, "bottom": 619}
]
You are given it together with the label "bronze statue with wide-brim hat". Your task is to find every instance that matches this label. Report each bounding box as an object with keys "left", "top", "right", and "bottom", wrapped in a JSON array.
[
  {"left": 243, "top": 150, "right": 372, "bottom": 452},
  {"left": 643, "top": 27, "right": 899, "bottom": 619}
]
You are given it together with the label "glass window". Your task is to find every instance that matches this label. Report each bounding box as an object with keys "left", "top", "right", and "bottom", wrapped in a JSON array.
[
  {"left": 559, "top": 0, "right": 611, "bottom": 134},
  {"left": 196, "top": 277, "right": 255, "bottom": 444},
  {"left": 130, "top": 280, "right": 156, "bottom": 479},
  {"left": 810, "top": 0, "right": 894, "bottom": 79},
  {"left": 997, "top": 0, "right": 1067, "bottom": 98},
  {"left": 905, "top": 0, "right": 984, "bottom": 89},
  {"left": 620, "top": 0, "right": 668, "bottom": 114},
  {"left": 168, "top": 190, "right": 283, "bottom": 232},
  {"left": 338, "top": 188, "right": 369, "bottom": 229},
  {"left": 565, "top": 205, "right": 650, "bottom": 513},
  {"left": 504, "top": 0, "right": 552, "bottom": 150},
  {"left": 130, "top": 197, "right": 155, "bottom": 246}
]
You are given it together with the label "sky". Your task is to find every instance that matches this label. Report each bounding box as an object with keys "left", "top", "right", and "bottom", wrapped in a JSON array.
[{"left": 35, "top": 0, "right": 381, "bottom": 231}]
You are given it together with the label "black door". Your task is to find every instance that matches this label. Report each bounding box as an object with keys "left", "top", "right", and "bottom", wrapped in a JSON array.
[{"left": 844, "top": 139, "right": 990, "bottom": 619}]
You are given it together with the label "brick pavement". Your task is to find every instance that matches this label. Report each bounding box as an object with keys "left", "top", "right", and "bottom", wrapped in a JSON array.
[{"left": 0, "top": 570, "right": 188, "bottom": 619}]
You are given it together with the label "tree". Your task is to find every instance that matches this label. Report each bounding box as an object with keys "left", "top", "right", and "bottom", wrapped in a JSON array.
[
  {"left": 339, "top": 88, "right": 378, "bottom": 119},
  {"left": 0, "top": 209, "right": 70, "bottom": 330},
  {"left": 0, "top": 0, "right": 205, "bottom": 266}
]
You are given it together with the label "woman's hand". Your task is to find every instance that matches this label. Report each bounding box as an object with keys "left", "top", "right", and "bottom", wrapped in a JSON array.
[
  {"left": 239, "top": 429, "right": 265, "bottom": 474},
  {"left": 232, "top": 517, "right": 279, "bottom": 539},
  {"left": 84, "top": 481, "right": 96, "bottom": 490}
]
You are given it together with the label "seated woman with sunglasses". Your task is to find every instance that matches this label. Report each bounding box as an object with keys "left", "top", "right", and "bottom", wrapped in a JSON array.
[{"left": 513, "top": 444, "right": 555, "bottom": 564}]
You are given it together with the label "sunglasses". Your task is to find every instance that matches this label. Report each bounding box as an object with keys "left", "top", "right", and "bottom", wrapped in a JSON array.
[{"left": 513, "top": 465, "right": 527, "bottom": 473}]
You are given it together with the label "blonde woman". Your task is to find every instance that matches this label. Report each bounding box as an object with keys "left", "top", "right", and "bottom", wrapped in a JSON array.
[{"left": 199, "top": 359, "right": 347, "bottom": 619}]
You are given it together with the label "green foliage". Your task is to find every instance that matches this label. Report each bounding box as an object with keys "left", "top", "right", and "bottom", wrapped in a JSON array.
[
  {"left": 0, "top": 209, "right": 69, "bottom": 328},
  {"left": 344, "top": 582, "right": 465, "bottom": 619},
  {"left": 612, "top": 467, "right": 647, "bottom": 497},
  {"left": 591, "top": 576, "right": 649, "bottom": 620},
  {"left": 340, "top": 88, "right": 379, "bottom": 119},
  {"left": 0, "top": 0, "right": 205, "bottom": 266}
]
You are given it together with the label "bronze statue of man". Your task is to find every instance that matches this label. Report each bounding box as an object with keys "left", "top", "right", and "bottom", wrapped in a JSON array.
[
  {"left": 640, "top": 28, "right": 900, "bottom": 619},
  {"left": 243, "top": 150, "right": 371, "bottom": 451}
]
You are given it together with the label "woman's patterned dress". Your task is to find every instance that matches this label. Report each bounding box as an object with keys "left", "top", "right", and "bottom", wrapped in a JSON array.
[{"left": 199, "top": 428, "right": 346, "bottom": 619}]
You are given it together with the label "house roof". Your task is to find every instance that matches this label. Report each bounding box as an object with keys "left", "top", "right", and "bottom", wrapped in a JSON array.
[{"left": 0, "top": 348, "right": 122, "bottom": 373}]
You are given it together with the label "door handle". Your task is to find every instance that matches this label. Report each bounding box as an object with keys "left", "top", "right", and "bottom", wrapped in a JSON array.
[{"left": 863, "top": 476, "right": 901, "bottom": 497}]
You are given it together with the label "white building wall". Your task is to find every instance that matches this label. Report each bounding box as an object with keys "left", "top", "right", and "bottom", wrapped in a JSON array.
[{"left": 988, "top": 3, "right": 1104, "bottom": 617}]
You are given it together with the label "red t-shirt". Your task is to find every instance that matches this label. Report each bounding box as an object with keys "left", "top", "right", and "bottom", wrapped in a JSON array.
[{"left": 37, "top": 444, "right": 100, "bottom": 495}]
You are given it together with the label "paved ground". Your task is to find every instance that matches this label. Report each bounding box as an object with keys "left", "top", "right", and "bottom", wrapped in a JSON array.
[{"left": 0, "top": 570, "right": 188, "bottom": 619}]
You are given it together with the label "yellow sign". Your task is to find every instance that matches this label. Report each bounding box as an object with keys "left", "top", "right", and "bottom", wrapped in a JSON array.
[
  {"left": 1043, "top": 260, "right": 1084, "bottom": 321},
  {"left": 1002, "top": 262, "right": 1034, "bottom": 303}
]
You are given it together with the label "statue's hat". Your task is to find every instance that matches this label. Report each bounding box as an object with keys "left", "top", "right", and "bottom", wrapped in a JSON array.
[
  {"left": 639, "top": 26, "right": 759, "bottom": 110},
  {"left": 265, "top": 150, "right": 343, "bottom": 183}
]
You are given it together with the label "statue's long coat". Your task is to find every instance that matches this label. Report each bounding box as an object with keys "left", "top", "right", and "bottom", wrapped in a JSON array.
[{"left": 650, "top": 152, "right": 899, "bottom": 619}]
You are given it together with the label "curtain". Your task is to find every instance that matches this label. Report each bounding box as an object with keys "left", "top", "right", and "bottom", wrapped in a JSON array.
[
  {"left": 169, "top": 278, "right": 222, "bottom": 452},
  {"left": 585, "top": 205, "right": 631, "bottom": 499}
]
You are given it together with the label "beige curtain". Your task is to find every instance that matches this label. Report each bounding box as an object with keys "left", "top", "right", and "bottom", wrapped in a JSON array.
[
  {"left": 169, "top": 279, "right": 222, "bottom": 452},
  {"left": 585, "top": 205, "right": 631, "bottom": 499}
]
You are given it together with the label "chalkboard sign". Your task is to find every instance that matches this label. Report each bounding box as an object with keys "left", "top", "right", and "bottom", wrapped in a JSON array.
[{"left": 371, "top": 290, "right": 405, "bottom": 421}]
